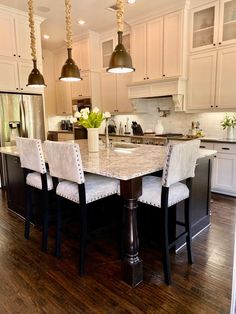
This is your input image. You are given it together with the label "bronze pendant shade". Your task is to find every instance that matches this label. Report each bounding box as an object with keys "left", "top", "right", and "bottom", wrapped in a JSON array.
[
  {"left": 27, "top": 60, "right": 46, "bottom": 88},
  {"left": 107, "top": 31, "right": 135, "bottom": 74},
  {"left": 60, "top": 48, "right": 82, "bottom": 82}
]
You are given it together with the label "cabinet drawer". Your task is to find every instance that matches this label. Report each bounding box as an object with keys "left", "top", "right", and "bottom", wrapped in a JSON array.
[
  {"left": 214, "top": 143, "right": 236, "bottom": 154},
  {"left": 200, "top": 142, "right": 214, "bottom": 150},
  {"left": 57, "top": 133, "right": 74, "bottom": 141}
]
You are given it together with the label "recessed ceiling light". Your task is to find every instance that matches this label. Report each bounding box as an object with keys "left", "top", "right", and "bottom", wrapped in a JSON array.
[
  {"left": 43, "top": 34, "right": 50, "bottom": 40},
  {"left": 127, "top": 0, "right": 136, "bottom": 3},
  {"left": 78, "top": 20, "right": 85, "bottom": 25}
]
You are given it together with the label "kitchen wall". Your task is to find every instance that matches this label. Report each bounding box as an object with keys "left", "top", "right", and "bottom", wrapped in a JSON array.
[{"left": 111, "top": 98, "right": 235, "bottom": 139}]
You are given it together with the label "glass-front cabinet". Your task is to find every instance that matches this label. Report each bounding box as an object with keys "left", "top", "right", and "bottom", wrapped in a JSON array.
[
  {"left": 219, "top": 0, "right": 236, "bottom": 44},
  {"left": 190, "top": 0, "right": 236, "bottom": 52},
  {"left": 190, "top": 2, "right": 219, "bottom": 51}
]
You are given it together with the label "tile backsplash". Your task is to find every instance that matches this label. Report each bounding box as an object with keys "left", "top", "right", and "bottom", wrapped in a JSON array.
[{"left": 111, "top": 98, "right": 235, "bottom": 138}]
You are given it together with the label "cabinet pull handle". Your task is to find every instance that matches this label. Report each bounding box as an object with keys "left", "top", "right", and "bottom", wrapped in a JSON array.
[
  {"left": 144, "top": 77, "right": 146, "bottom": 80},
  {"left": 21, "top": 88, "right": 23, "bottom": 90},
  {"left": 16, "top": 88, "right": 19, "bottom": 90},
  {"left": 210, "top": 105, "right": 213, "bottom": 108},
  {"left": 200, "top": 145, "right": 206, "bottom": 148},
  {"left": 18, "top": 55, "right": 21, "bottom": 57},
  {"left": 163, "top": 74, "right": 166, "bottom": 77},
  {"left": 215, "top": 105, "right": 218, "bottom": 108},
  {"left": 222, "top": 147, "right": 230, "bottom": 150},
  {"left": 213, "top": 43, "right": 216, "bottom": 46},
  {"left": 13, "top": 54, "right": 16, "bottom": 56},
  {"left": 219, "top": 42, "right": 222, "bottom": 45}
]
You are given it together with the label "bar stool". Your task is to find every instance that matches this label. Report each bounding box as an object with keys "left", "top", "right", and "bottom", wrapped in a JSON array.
[
  {"left": 16, "top": 137, "right": 53, "bottom": 251},
  {"left": 138, "top": 140, "right": 200, "bottom": 285},
  {"left": 44, "top": 140, "right": 119, "bottom": 276}
]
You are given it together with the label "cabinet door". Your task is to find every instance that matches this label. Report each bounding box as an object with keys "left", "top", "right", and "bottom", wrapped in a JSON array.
[
  {"left": 116, "top": 73, "right": 133, "bottom": 113},
  {"left": 187, "top": 51, "right": 217, "bottom": 110},
  {"left": 0, "top": 58, "right": 19, "bottom": 91},
  {"left": 54, "top": 51, "right": 67, "bottom": 80},
  {"left": 101, "top": 73, "right": 117, "bottom": 112},
  {"left": 219, "top": 0, "right": 236, "bottom": 46},
  {"left": 101, "top": 38, "right": 114, "bottom": 70},
  {"left": 71, "top": 72, "right": 90, "bottom": 98},
  {"left": 146, "top": 18, "right": 163, "bottom": 80},
  {"left": 73, "top": 39, "right": 90, "bottom": 71},
  {"left": 212, "top": 153, "right": 236, "bottom": 195},
  {"left": 18, "top": 61, "right": 44, "bottom": 94},
  {"left": 56, "top": 81, "right": 72, "bottom": 115},
  {"left": 0, "top": 12, "right": 16, "bottom": 57},
  {"left": 15, "top": 16, "right": 32, "bottom": 60},
  {"left": 215, "top": 46, "right": 236, "bottom": 109},
  {"left": 163, "top": 11, "right": 182, "bottom": 78},
  {"left": 190, "top": 2, "right": 219, "bottom": 52},
  {"left": 132, "top": 23, "right": 147, "bottom": 82}
]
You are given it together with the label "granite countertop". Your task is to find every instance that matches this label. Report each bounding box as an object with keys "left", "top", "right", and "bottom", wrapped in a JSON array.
[
  {"left": 100, "top": 133, "right": 236, "bottom": 144},
  {"left": 0, "top": 141, "right": 217, "bottom": 181}
]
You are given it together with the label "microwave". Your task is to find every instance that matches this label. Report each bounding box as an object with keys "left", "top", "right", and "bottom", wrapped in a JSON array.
[{"left": 72, "top": 98, "right": 92, "bottom": 112}]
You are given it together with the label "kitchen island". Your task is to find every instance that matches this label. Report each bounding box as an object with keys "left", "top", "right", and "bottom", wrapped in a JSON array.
[{"left": 0, "top": 141, "right": 216, "bottom": 287}]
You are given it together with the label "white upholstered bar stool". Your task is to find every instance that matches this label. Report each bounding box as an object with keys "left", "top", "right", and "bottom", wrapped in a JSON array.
[
  {"left": 44, "top": 140, "right": 119, "bottom": 276},
  {"left": 16, "top": 137, "right": 53, "bottom": 251},
  {"left": 138, "top": 140, "right": 200, "bottom": 285}
]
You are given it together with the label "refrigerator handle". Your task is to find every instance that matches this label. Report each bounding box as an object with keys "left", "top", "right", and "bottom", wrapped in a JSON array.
[{"left": 20, "top": 98, "right": 27, "bottom": 137}]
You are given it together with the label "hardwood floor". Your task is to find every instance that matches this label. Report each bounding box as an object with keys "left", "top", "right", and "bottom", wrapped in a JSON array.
[{"left": 0, "top": 190, "right": 234, "bottom": 313}]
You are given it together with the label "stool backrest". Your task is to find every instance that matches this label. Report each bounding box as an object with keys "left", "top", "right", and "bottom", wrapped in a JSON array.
[
  {"left": 162, "top": 140, "right": 200, "bottom": 187},
  {"left": 16, "top": 137, "right": 47, "bottom": 174},
  {"left": 45, "top": 141, "right": 85, "bottom": 184}
]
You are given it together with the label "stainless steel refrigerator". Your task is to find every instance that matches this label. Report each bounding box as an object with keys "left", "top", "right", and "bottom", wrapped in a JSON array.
[{"left": 0, "top": 93, "right": 45, "bottom": 187}]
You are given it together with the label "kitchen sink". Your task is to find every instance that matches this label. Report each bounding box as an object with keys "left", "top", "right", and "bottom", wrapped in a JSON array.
[{"left": 112, "top": 142, "right": 139, "bottom": 149}]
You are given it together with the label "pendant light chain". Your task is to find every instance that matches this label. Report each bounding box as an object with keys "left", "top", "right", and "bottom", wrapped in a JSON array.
[
  {"left": 28, "top": 0, "right": 37, "bottom": 61},
  {"left": 65, "top": 0, "right": 73, "bottom": 49},
  {"left": 117, "top": 0, "right": 124, "bottom": 32}
]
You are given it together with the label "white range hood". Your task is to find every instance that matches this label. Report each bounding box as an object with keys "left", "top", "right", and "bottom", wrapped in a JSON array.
[{"left": 128, "top": 77, "right": 187, "bottom": 111}]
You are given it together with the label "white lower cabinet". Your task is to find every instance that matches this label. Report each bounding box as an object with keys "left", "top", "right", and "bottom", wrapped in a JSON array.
[{"left": 202, "top": 141, "right": 236, "bottom": 196}]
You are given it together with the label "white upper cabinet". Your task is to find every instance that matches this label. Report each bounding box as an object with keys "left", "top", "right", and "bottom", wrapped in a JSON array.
[
  {"left": 0, "top": 12, "right": 16, "bottom": 58},
  {"left": 101, "top": 38, "right": 114, "bottom": 70},
  {"left": 164, "top": 11, "right": 183, "bottom": 78},
  {"left": 132, "top": 10, "right": 183, "bottom": 83},
  {"left": 215, "top": 46, "right": 236, "bottom": 108},
  {"left": 71, "top": 71, "right": 90, "bottom": 99},
  {"left": 0, "top": 7, "right": 43, "bottom": 94},
  {"left": 73, "top": 38, "right": 90, "bottom": 71},
  {"left": 219, "top": 0, "right": 236, "bottom": 46},
  {"left": 190, "top": 0, "right": 236, "bottom": 52},
  {"left": 101, "top": 72, "right": 133, "bottom": 114},
  {"left": 187, "top": 51, "right": 217, "bottom": 110}
]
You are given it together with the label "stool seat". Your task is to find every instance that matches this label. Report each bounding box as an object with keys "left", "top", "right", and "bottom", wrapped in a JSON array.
[
  {"left": 26, "top": 172, "right": 54, "bottom": 191},
  {"left": 139, "top": 176, "right": 189, "bottom": 208},
  {"left": 56, "top": 174, "right": 119, "bottom": 204}
]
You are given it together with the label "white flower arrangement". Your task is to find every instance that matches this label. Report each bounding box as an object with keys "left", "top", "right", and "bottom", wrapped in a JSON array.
[{"left": 74, "top": 107, "right": 111, "bottom": 128}]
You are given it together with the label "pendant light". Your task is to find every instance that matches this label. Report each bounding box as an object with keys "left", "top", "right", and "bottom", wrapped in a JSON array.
[
  {"left": 27, "top": 0, "right": 46, "bottom": 88},
  {"left": 60, "top": 0, "right": 82, "bottom": 82},
  {"left": 107, "top": 0, "right": 135, "bottom": 74}
]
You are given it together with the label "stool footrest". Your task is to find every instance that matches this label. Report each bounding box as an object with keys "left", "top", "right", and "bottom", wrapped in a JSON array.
[
  {"left": 176, "top": 221, "right": 186, "bottom": 227},
  {"left": 168, "top": 231, "right": 188, "bottom": 249}
]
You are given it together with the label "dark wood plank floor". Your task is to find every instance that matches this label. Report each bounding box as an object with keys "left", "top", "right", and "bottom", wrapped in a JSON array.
[{"left": 0, "top": 190, "right": 234, "bottom": 313}]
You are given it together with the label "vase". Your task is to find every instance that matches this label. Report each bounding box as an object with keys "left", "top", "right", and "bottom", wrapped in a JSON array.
[
  {"left": 87, "top": 128, "right": 99, "bottom": 152},
  {"left": 227, "top": 126, "right": 234, "bottom": 139},
  {"left": 155, "top": 120, "right": 164, "bottom": 135}
]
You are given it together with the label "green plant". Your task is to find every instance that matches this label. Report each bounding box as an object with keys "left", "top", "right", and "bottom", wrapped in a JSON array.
[
  {"left": 221, "top": 113, "right": 236, "bottom": 129},
  {"left": 74, "top": 107, "right": 111, "bottom": 128}
]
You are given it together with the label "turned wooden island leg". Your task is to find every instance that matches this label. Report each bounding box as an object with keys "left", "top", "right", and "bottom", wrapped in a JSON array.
[{"left": 120, "top": 177, "right": 143, "bottom": 287}]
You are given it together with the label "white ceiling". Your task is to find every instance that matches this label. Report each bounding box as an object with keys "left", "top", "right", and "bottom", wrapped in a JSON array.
[{"left": 0, "top": 0, "right": 186, "bottom": 50}]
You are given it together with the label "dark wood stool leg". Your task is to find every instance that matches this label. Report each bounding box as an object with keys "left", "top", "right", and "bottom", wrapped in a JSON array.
[
  {"left": 78, "top": 183, "right": 87, "bottom": 276},
  {"left": 25, "top": 184, "right": 32, "bottom": 239},
  {"left": 41, "top": 190, "right": 49, "bottom": 252},
  {"left": 162, "top": 205, "right": 171, "bottom": 285},
  {"left": 55, "top": 195, "right": 62, "bottom": 258},
  {"left": 79, "top": 204, "right": 87, "bottom": 276},
  {"left": 185, "top": 197, "right": 193, "bottom": 264},
  {"left": 161, "top": 186, "right": 171, "bottom": 285}
]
